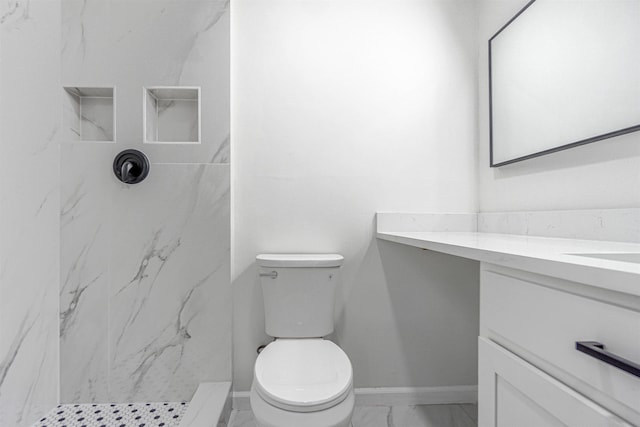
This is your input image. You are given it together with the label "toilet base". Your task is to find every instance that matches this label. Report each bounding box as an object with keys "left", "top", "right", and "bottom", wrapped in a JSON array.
[{"left": 250, "top": 382, "right": 355, "bottom": 427}]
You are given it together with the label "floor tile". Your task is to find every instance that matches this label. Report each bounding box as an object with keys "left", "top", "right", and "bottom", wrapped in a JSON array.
[
  {"left": 459, "top": 403, "right": 478, "bottom": 423},
  {"left": 228, "top": 409, "right": 257, "bottom": 427},
  {"left": 390, "top": 404, "right": 476, "bottom": 427},
  {"left": 227, "top": 404, "right": 477, "bottom": 427},
  {"left": 351, "top": 405, "right": 391, "bottom": 427},
  {"left": 33, "top": 402, "right": 188, "bottom": 427}
]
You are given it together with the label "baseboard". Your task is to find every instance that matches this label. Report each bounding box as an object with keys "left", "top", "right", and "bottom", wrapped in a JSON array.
[
  {"left": 232, "top": 385, "right": 477, "bottom": 411},
  {"left": 354, "top": 385, "right": 477, "bottom": 406}
]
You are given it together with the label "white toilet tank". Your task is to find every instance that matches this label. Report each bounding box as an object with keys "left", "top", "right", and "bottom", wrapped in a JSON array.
[{"left": 256, "top": 254, "right": 344, "bottom": 338}]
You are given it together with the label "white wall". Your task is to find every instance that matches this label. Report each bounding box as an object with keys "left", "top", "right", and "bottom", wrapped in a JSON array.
[
  {"left": 478, "top": 0, "right": 640, "bottom": 212},
  {"left": 232, "top": 0, "right": 479, "bottom": 391}
]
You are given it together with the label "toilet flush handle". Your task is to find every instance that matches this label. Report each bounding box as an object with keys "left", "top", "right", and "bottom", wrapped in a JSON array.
[{"left": 259, "top": 271, "right": 278, "bottom": 279}]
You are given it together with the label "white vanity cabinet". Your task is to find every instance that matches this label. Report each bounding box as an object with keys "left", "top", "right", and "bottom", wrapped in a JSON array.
[
  {"left": 375, "top": 222, "right": 640, "bottom": 426},
  {"left": 479, "top": 264, "right": 640, "bottom": 427}
]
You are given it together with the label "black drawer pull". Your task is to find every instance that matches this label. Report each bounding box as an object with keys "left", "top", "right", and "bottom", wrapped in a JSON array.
[{"left": 576, "top": 341, "right": 640, "bottom": 378}]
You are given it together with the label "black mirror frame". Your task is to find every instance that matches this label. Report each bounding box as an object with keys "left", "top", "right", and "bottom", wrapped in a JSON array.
[{"left": 488, "top": 0, "right": 640, "bottom": 167}]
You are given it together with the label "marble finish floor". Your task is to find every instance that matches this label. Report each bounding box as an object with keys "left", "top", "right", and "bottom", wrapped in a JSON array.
[{"left": 228, "top": 404, "right": 477, "bottom": 427}]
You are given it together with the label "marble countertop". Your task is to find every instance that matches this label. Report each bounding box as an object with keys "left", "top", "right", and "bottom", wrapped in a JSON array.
[{"left": 376, "top": 231, "right": 640, "bottom": 296}]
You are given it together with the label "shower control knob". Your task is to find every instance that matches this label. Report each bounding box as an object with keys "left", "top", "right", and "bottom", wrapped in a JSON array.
[{"left": 113, "top": 149, "right": 150, "bottom": 184}]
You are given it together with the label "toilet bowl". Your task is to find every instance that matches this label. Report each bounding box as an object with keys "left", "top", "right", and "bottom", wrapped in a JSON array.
[
  {"left": 251, "top": 254, "right": 354, "bottom": 427},
  {"left": 250, "top": 339, "right": 354, "bottom": 427}
]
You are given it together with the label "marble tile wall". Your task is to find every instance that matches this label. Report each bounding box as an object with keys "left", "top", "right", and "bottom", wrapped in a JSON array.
[
  {"left": 377, "top": 210, "right": 640, "bottom": 243},
  {"left": 59, "top": 0, "right": 230, "bottom": 405},
  {"left": 61, "top": 0, "right": 230, "bottom": 163},
  {"left": 478, "top": 208, "right": 640, "bottom": 243},
  {"left": 62, "top": 87, "right": 116, "bottom": 142},
  {"left": 60, "top": 146, "right": 231, "bottom": 402},
  {"left": 376, "top": 213, "right": 478, "bottom": 233},
  {"left": 108, "top": 163, "right": 230, "bottom": 402},
  {"left": 0, "top": 1, "right": 62, "bottom": 426}
]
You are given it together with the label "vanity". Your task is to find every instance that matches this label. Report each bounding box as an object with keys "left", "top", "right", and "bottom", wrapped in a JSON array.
[
  {"left": 376, "top": 214, "right": 640, "bottom": 426},
  {"left": 372, "top": 1, "right": 640, "bottom": 424}
]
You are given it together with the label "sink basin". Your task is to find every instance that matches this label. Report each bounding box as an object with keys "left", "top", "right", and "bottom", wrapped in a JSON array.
[{"left": 568, "top": 252, "right": 640, "bottom": 264}]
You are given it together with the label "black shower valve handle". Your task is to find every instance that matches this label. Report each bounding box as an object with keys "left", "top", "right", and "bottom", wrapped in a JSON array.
[
  {"left": 113, "top": 149, "right": 149, "bottom": 184},
  {"left": 121, "top": 161, "right": 134, "bottom": 183}
]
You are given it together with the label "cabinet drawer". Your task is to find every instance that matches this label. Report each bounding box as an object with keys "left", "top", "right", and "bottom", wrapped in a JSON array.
[
  {"left": 479, "top": 338, "right": 630, "bottom": 427},
  {"left": 481, "top": 268, "right": 640, "bottom": 414}
]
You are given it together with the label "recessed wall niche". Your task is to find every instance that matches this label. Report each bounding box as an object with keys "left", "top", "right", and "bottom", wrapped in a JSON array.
[
  {"left": 63, "top": 87, "right": 115, "bottom": 142},
  {"left": 144, "top": 87, "right": 201, "bottom": 144}
]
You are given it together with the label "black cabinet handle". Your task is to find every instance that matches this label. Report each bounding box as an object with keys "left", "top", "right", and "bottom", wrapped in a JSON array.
[{"left": 576, "top": 341, "right": 640, "bottom": 378}]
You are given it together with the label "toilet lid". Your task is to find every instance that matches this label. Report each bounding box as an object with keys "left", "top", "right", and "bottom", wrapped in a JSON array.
[
  {"left": 254, "top": 339, "right": 353, "bottom": 412},
  {"left": 256, "top": 254, "right": 344, "bottom": 268}
]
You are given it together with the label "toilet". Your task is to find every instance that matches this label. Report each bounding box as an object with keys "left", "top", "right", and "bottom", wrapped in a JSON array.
[{"left": 250, "top": 254, "right": 355, "bottom": 427}]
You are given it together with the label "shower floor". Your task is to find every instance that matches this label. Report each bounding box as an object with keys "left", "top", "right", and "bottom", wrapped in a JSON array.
[{"left": 33, "top": 401, "right": 189, "bottom": 427}]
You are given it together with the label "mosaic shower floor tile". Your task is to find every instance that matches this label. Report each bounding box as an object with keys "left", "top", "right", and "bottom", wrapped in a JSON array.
[{"left": 33, "top": 402, "right": 189, "bottom": 427}]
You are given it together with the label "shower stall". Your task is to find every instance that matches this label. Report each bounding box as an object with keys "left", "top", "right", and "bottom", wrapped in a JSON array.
[{"left": 0, "top": 1, "right": 231, "bottom": 426}]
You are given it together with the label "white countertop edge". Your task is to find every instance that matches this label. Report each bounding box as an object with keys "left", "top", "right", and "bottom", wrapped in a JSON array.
[{"left": 376, "top": 231, "right": 640, "bottom": 296}]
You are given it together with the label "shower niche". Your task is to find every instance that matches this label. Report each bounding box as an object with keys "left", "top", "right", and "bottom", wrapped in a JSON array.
[
  {"left": 144, "top": 86, "right": 201, "bottom": 144},
  {"left": 63, "top": 86, "right": 115, "bottom": 142}
]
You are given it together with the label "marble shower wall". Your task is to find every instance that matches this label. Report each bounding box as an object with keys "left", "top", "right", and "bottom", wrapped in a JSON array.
[
  {"left": 60, "top": 0, "right": 230, "bottom": 403},
  {"left": 0, "top": 2, "right": 61, "bottom": 426},
  {"left": 61, "top": 0, "right": 230, "bottom": 162}
]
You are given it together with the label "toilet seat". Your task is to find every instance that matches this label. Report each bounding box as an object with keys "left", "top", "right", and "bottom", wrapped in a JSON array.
[{"left": 254, "top": 339, "right": 353, "bottom": 413}]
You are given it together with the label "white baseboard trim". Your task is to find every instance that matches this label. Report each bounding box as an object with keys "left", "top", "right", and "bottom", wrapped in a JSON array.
[
  {"left": 354, "top": 386, "right": 477, "bottom": 407},
  {"left": 232, "top": 385, "right": 477, "bottom": 411}
]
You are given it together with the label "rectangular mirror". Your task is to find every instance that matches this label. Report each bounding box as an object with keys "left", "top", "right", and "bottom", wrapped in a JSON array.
[{"left": 489, "top": 0, "right": 640, "bottom": 167}]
